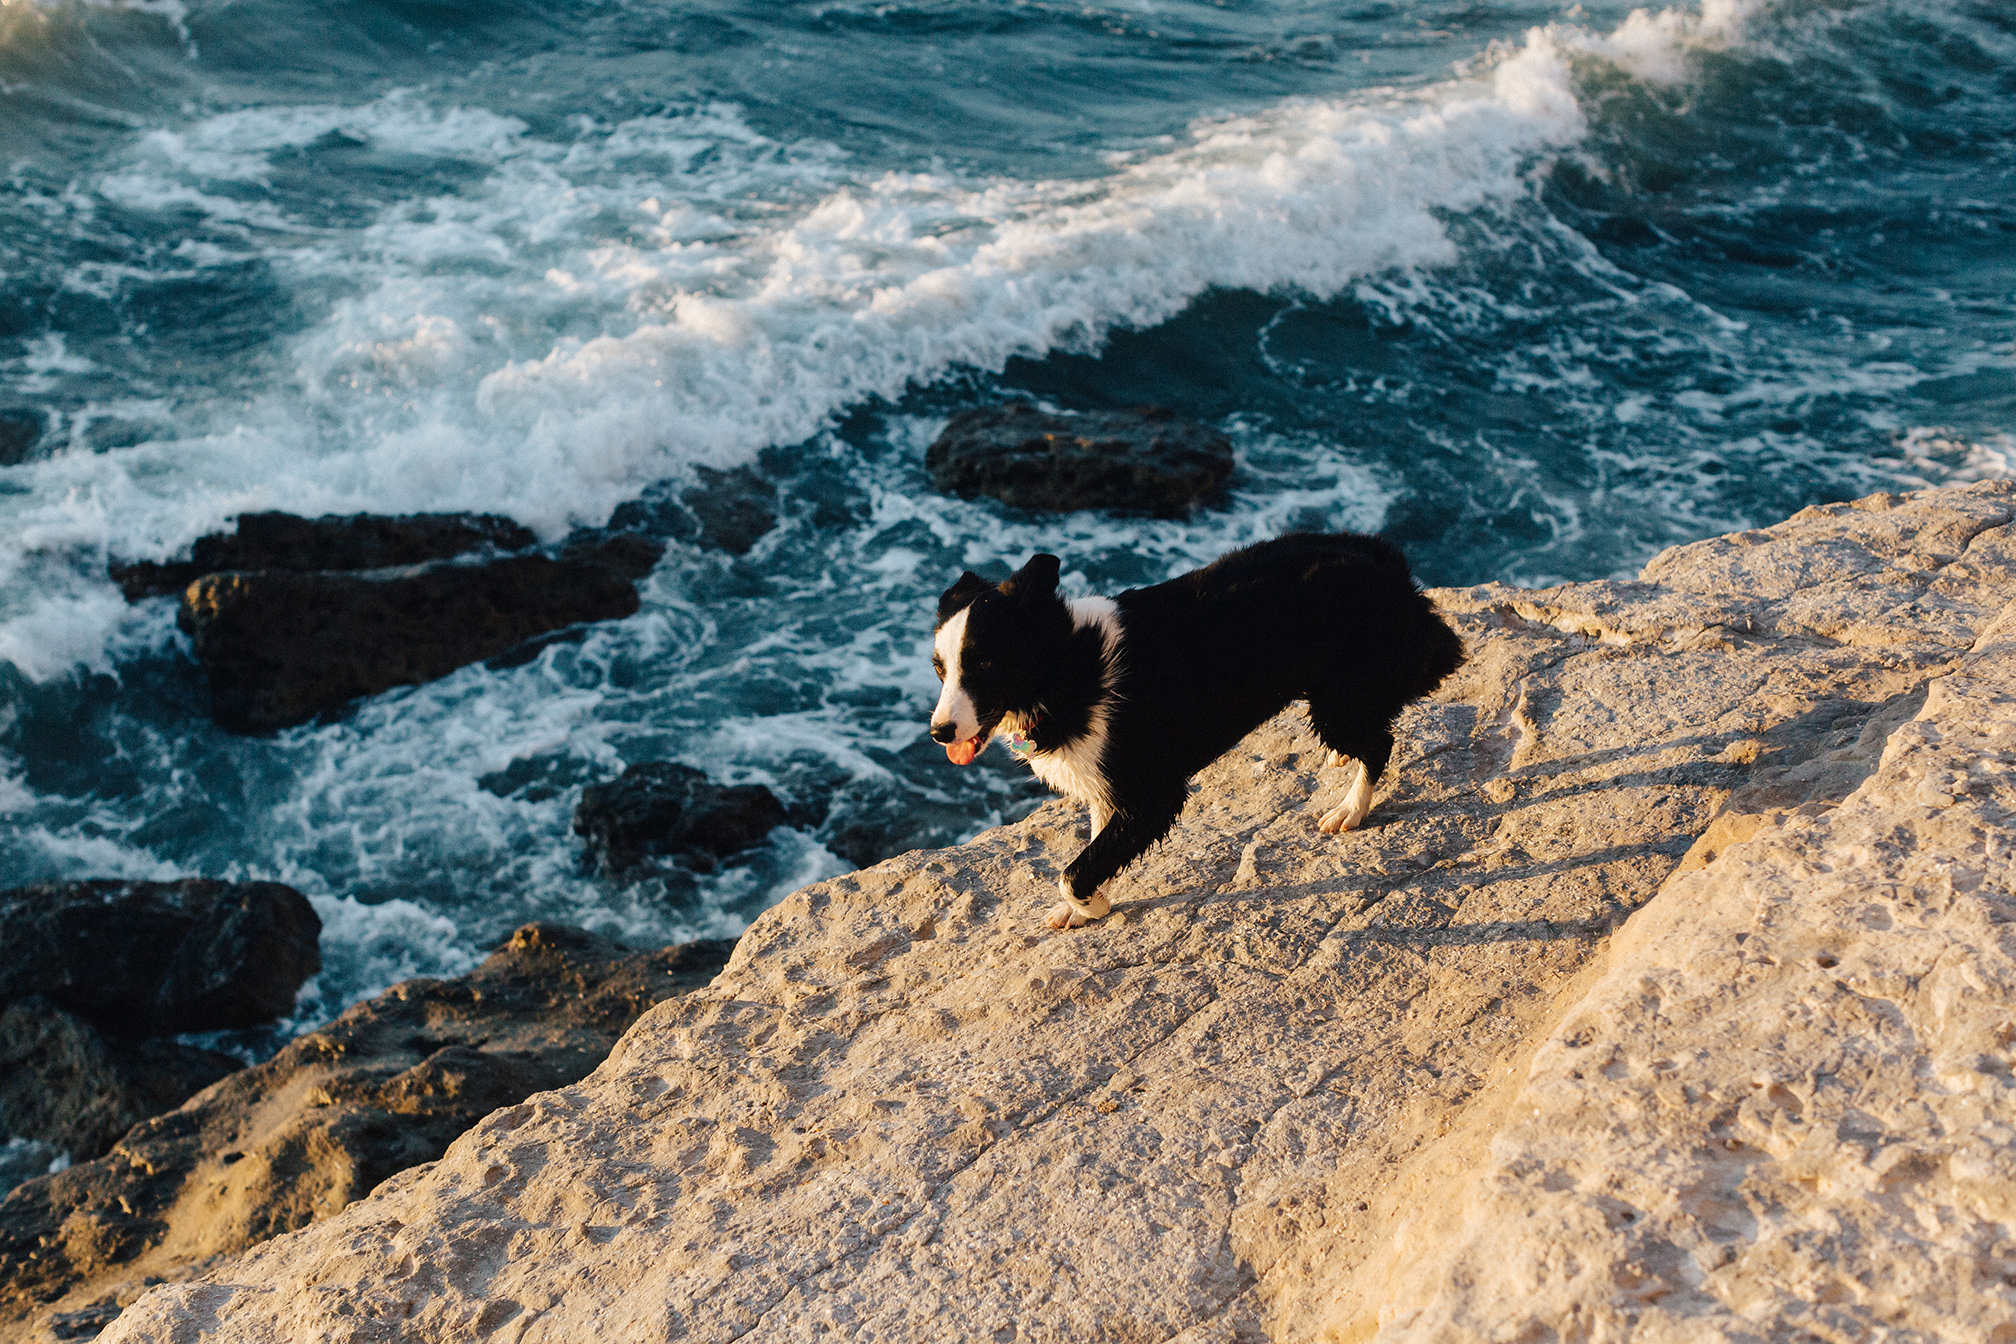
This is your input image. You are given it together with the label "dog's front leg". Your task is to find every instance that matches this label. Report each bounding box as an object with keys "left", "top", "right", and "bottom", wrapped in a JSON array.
[
  {"left": 1046, "top": 793, "right": 1184, "bottom": 930},
  {"left": 1317, "top": 759, "right": 1376, "bottom": 833}
]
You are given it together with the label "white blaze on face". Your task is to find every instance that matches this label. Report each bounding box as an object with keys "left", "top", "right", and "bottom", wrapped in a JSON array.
[{"left": 931, "top": 606, "right": 980, "bottom": 742}]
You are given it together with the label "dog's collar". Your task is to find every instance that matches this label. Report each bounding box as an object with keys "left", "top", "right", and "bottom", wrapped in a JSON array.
[{"left": 1002, "top": 713, "right": 1042, "bottom": 760}]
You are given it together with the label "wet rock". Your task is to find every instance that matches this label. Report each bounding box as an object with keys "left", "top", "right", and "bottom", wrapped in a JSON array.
[
  {"left": 179, "top": 554, "right": 639, "bottom": 732},
  {"left": 574, "top": 762, "right": 787, "bottom": 875},
  {"left": 0, "top": 923, "right": 736, "bottom": 1339},
  {"left": 477, "top": 751, "right": 602, "bottom": 804},
  {"left": 925, "top": 402, "right": 1234, "bottom": 515},
  {"left": 605, "top": 464, "right": 778, "bottom": 556},
  {"left": 0, "top": 998, "right": 239, "bottom": 1164},
  {"left": 0, "top": 409, "right": 42, "bottom": 467},
  {"left": 0, "top": 880, "right": 320, "bottom": 1038},
  {"left": 110, "top": 511, "right": 537, "bottom": 601},
  {"left": 104, "top": 510, "right": 647, "bottom": 732},
  {"left": 93, "top": 482, "right": 2016, "bottom": 1344},
  {"left": 556, "top": 528, "right": 666, "bottom": 579}
]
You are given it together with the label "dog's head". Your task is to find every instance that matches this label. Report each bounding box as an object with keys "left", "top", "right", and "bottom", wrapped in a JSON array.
[{"left": 929, "top": 553, "right": 1068, "bottom": 764}]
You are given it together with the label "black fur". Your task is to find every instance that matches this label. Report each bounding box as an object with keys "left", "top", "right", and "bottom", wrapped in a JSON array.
[{"left": 932, "top": 533, "right": 1465, "bottom": 922}]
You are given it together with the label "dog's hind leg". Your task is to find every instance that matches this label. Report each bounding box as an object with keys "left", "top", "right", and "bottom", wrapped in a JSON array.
[
  {"left": 1088, "top": 798, "right": 1114, "bottom": 838},
  {"left": 1046, "top": 789, "right": 1184, "bottom": 930}
]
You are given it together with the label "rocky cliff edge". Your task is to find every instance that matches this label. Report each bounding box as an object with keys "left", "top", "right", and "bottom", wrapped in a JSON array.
[{"left": 100, "top": 481, "right": 2016, "bottom": 1343}]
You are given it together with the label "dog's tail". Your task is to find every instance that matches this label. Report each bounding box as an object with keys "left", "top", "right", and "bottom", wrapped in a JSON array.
[
  {"left": 1410, "top": 594, "right": 1467, "bottom": 696},
  {"left": 1345, "top": 533, "right": 1465, "bottom": 697},
  {"left": 1403, "top": 580, "right": 1467, "bottom": 701}
]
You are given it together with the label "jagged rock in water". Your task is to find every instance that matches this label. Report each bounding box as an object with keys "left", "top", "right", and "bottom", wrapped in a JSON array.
[
  {"left": 573, "top": 761, "right": 787, "bottom": 875},
  {"left": 88, "top": 482, "right": 2016, "bottom": 1344},
  {"left": 555, "top": 528, "right": 667, "bottom": 579},
  {"left": 178, "top": 553, "right": 640, "bottom": 732},
  {"left": 0, "top": 923, "right": 736, "bottom": 1339},
  {"left": 0, "top": 998, "right": 239, "bottom": 1164},
  {"left": 103, "top": 509, "right": 653, "bottom": 733},
  {"left": 109, "top": 511, "right": 537, "bottom": 601},
  {"left": 925, "top": 403, "right": 1234, "bottom": 515},
  {"left": 604, "top": 464, "right": 779, "bottom": 556},
  {"left": 0, "top": 879, "right": 319, "bottom": 1037}
]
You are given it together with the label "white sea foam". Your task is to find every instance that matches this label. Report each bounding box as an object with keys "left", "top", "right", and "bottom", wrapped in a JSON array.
[
  {"left": 1886, "top": 428, "right": 2016, "bottom": 486},
  {"left": 0, "top": 0, "right": 1816, "bottom": 1010},
  {"left": 0, "top": 2, "right": 1771, "bottom": 681}
]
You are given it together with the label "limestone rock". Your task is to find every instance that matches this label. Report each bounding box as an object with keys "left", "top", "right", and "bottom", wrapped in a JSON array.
[
  {"left": 178, "top": 554, "right": 639, "bottom": 732},
  {"left": 0, "top": 924, "right": 735, "bottom": 1341},
  {"left": 0, "top": 998, "right": 240, "bottom": 1165},
  {"left": 926, "top": 402, "right": 1235, "bottom": 514},
  {"left": 93, "top": 482, "right": 2016, "bottom": 1344},
  {"left": 1304, "top": 591, "right": 2016, "bottom": 1343},
  {"left": 0, "top": 879, "right": 320, "bottom": 1037},
  {"left": 573, "top": 762, "right": 788, "bottom": 876}
]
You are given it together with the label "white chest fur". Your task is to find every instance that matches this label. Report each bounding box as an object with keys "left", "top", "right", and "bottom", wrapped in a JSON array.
[{"left": 1011, "top": 595, "right": 1121, "bottom": 835}]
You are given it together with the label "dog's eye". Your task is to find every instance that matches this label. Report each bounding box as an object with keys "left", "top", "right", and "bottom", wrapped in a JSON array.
[
  {"left": 971, "top": 659, "right": 993, "bottom": 673},
  {"left": 931, "top": 656, "right": 945, "bottom": 679}
]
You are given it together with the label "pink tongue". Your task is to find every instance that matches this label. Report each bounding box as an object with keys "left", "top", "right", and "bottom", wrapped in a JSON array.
[{"left": 945, "top": 738, "right": 980, "bottom": 766}]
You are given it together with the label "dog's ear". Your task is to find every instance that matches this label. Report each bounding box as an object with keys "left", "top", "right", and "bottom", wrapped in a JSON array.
[
  {"left": 938, "top": 571, "right": 991, "bottom": 620},
  {"left": 1003, "top": 553, "right": 1061, "bottom": 601}
]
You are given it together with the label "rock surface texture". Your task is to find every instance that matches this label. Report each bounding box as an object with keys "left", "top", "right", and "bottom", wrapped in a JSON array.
[
  {"left": 0, "top": 925, "right": 736, "bottom": 1343},
  {"left": 926, "top": 403, "right": 1235, "bottom": 514},
  {"left": 94, "top": 483, "right": 2016, "bottom": 1344}
]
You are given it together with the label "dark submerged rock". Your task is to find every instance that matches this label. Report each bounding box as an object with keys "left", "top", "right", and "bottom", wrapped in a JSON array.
[
  {"left": 110, "top": 510, "right": 537, "bottom": 601},
  {"left": 574, "top": 761, "right": 787, "bottom": 875},
  {"left": 0, "top": 998, "right": 239, "bottom": 1164},
  {"left": 558, "top": 528, "right": 667, "bottom": 579},
  {"left": 0, "top": 923, "right": 735, "bottom": 1334},
  {"left": 605, "top": 464, "right": 779, "bottom": 555},
  {"left": 0, "top": 409, "right": 42, "bottom": 467},
  {"left": 0, "top": 879, "right": 320, "bottom": 1038},
  {"left": 179, "top": 553, "right": 640, "bottom": 732},
  {"left": 110, "top": 510, "right": 655, "bottom": 732},
  {"left": 925, "top": 403, "right": 1234, "bottom": 515}
]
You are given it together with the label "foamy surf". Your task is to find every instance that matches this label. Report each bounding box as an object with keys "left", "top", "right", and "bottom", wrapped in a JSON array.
[
  {"left": 4, "top": 0, "right": 2008, "bottom": 1021},
  {"left": 0, "top": 3, "right": 1759, "bottom": 680}
]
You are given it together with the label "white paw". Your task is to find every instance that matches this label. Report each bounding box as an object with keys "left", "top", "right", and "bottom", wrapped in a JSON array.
[
  {"left": 1318, "top": 763, "right": 1374, "bottom": 834},
  {"left": 1045, "top": 878, "right": 1111, "bottom": 930},
  {"left": 1326, "top": 750, "right": 1353, "bottom": 770}
]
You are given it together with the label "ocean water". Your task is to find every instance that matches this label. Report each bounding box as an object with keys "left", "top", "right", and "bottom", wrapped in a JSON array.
[{"left": 0, "top": 0, "right": 2009, "bottom": 1029}]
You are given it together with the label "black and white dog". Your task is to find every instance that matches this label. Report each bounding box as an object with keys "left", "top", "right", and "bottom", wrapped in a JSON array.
[{"left": 929, "top": 533, "right": 1464, "bottom": 930}]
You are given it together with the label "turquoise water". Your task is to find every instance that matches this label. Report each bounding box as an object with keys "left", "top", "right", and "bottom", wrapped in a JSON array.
[{"left": 1, "top": 0, "right": 2009, "bottom": 1022}]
